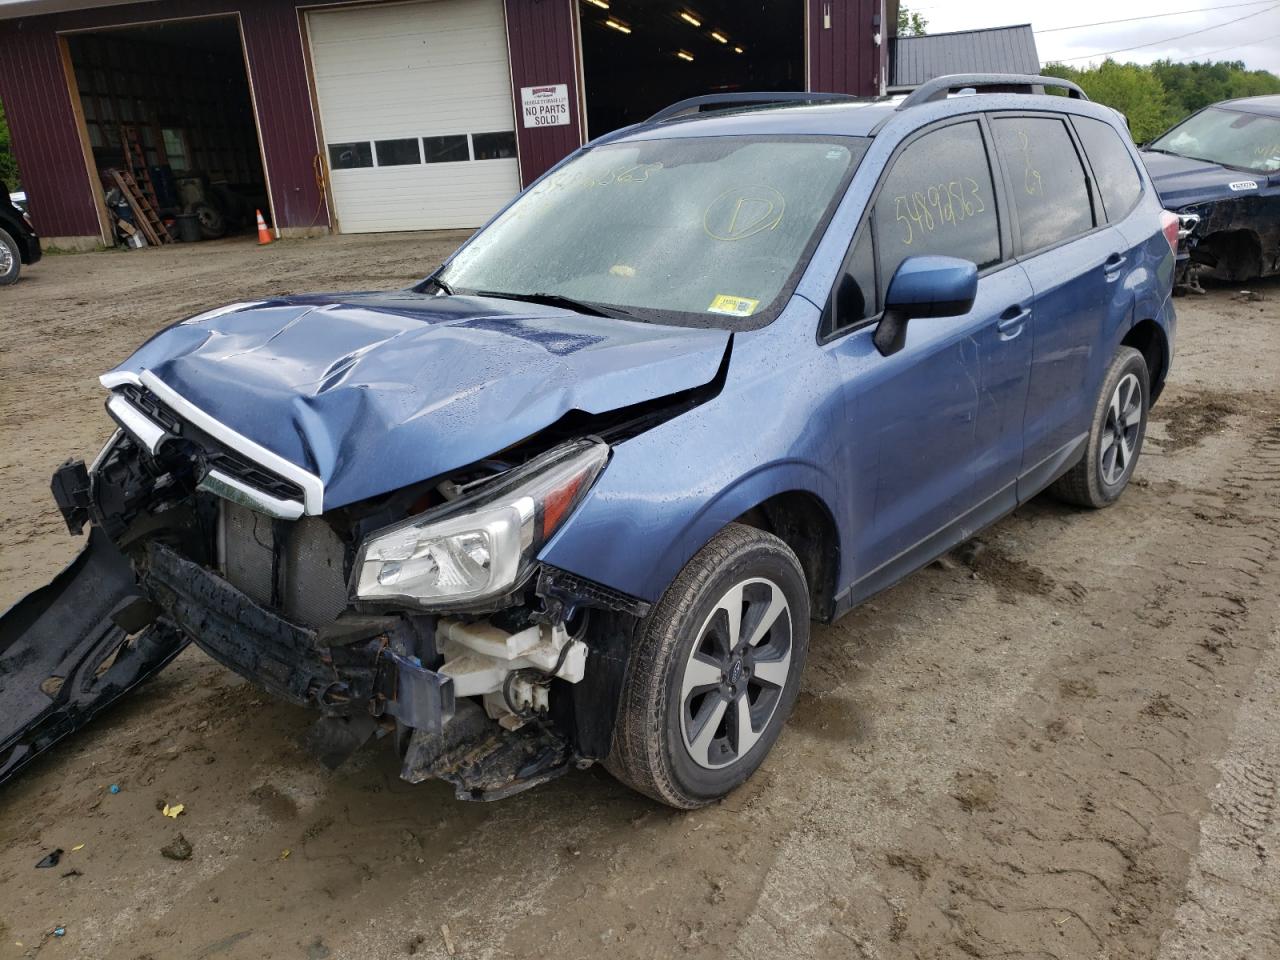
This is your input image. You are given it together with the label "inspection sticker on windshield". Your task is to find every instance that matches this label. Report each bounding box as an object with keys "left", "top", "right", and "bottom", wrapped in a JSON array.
[
  {"left": 708, "top": 294, "right": 759, "bottom": 317},
  {"left": 1229, "top": 180, "right": 1259, "bottom": 191}
]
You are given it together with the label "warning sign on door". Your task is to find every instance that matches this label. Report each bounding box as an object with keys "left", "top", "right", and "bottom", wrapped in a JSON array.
[{"left": 520, "top": 84, "right": 571, "bottom": 128}]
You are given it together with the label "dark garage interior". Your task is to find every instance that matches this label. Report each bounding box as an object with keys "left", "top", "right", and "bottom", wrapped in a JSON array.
[
  {"left": 580, "top": 0, "right": 806, "bottom": 136},
  {"left": 66, "top": 17, "right": 269, "bottom": 242}
]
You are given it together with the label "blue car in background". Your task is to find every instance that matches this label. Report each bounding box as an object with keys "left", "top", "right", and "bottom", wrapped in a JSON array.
[
  {"left": 2, "top": 75, "right": 1177, "bottom": 808},
  {"left": 1141, "top": 94, "right": 1280, "bottom": 289}
]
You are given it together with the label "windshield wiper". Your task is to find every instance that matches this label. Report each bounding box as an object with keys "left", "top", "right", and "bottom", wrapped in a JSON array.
[
  {"left": 473, "top": 290, "right": 633, "bottom": 319},
  {"left": 424, "top": 275, "right": 453, "bottom": 296}
]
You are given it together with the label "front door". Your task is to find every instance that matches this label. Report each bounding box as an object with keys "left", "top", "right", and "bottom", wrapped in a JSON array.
[{"left": 825, "top": 119, "right": 1034, "bottom": 596}]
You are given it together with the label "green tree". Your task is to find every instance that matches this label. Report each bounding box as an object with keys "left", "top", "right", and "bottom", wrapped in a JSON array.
[
  {"left": 897, "top": 4, "right": 928, "bottom": 37},
  {"left": 1043, "top": 60, "right": 1176, "bottom": 142},
  {"left": 0, "top": 97, "right": 20, "bottom": 190}
]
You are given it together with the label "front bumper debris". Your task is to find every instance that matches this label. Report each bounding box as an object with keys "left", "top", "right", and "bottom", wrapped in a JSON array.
[
  {"left": 0, "top": 529, "right": 187, "bottom": 787},
  {"left": 140, "top": 540, "right": 456, "bottom": 733}
]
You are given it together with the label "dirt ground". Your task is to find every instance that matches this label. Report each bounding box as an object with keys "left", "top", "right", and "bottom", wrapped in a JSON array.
[{"left": 2, "top": 235, "right": 1279, "bottom": 960}]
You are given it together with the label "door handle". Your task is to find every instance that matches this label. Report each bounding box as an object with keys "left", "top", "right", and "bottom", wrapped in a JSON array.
[
  {"left": 1104, "top": 253, "right": 1127, "bottom": 280},
  {"left": 996, "top": 305, "right": 1030, "bottom": 339}
]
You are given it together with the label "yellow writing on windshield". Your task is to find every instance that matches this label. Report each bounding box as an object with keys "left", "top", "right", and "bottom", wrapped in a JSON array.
[{"left": 703, "top": 186, "right": 786, "bottom": 241}]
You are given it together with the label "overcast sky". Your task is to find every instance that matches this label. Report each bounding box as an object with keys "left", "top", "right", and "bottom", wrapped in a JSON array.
[{"left": 918, "top": 0, "right": 1280, "bottom": 75}]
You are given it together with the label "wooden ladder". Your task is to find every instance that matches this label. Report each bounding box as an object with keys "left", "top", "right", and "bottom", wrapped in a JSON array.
[
  {"left": 109, "top": 168, "right": 172, "bottom": 246},
  {"left": 119, "top": 125, "right": 162, "bottom": 214}
]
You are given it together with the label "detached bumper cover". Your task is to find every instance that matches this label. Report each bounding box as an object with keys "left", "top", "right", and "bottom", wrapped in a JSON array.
[{"left": 0, "top": 530, "right": 187, "bottom": 787}]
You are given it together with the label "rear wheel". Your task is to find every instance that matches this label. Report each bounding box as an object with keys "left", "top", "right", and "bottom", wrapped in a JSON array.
[
  {"left": 0, "top": 228, "right": 20, "bottom": 285},
  {"left": 606, "top": 524, "right": 809, "bottom": 808},
  {"left": 1052, "top": 346, "right": 1149, "bottom": 508}
]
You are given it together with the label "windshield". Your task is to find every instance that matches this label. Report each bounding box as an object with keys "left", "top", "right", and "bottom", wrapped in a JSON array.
[
  {"left": 436, "top": 134, "right": 869, "bottom": 329},
  {"left": 1150, "top": 106, "right": 1280, "bottom": 174}
]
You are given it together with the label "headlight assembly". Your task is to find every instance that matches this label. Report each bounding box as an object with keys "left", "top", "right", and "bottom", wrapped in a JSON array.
[{"left": 352, "top": 439, "right": 609, "bottom": 607}]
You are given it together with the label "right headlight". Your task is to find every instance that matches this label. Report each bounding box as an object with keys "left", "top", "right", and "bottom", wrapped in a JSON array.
[{"left": 351, "top": 439, "right": 609, "bottom": 608}]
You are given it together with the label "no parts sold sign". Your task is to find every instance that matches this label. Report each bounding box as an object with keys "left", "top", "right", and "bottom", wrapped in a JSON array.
[{"left": 521, "top": 84, "right": 571, "bottom": 128}]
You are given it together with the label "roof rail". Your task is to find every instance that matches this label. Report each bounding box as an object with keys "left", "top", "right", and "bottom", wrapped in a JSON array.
[
  {"left": 897, "top": 73, "right": 1089, "bottom": 110},
  {"left": 645, "top": 91, "right": 859, "bottom": 124}
]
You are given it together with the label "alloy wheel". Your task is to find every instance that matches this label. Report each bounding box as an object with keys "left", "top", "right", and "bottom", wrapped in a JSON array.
[
  {"left": 0, "top": 242, "right": 13, "bottom": 277},
  {"left": 678, "top": 576, "right": 793, "bottom": 770},
  {"left": 1100, "top": 372, "right": 1142, "bottom": 486}
]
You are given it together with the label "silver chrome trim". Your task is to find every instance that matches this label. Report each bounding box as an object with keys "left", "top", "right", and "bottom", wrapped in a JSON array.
[
  {"left": 97, "top": 368, "right": 325, "bottom": 514},
  {"left": 100, "top": 370, "right": 141, "bottom": 390},
  {"left": 198, "top": 468, "right": 305, "bottom": 521},
  {"left": 106, "top": 394, "right": 169, "bottom": 453}
]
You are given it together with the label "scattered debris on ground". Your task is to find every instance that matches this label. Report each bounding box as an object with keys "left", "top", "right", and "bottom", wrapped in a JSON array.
[{"left": 160, "top": 835, "right": 193, "bottom": 862}]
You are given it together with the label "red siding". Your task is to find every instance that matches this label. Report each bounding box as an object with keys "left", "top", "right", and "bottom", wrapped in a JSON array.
[
  {"left": 0, "top": 0, "right": 328, "bottom": 238},
  {"left": 0, "top": 26, "right": 102, "bottom": 237},
  {"left": 809, "top": 0, "right": 884, "bottom": 96},
  {"left": 504, "top": 0, "right": 583, "bottom": 187}
]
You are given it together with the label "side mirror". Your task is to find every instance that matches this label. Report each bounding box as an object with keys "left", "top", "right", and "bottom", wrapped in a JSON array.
[{"left": 873, "top": 255, "right": 978, "bottom": 357}]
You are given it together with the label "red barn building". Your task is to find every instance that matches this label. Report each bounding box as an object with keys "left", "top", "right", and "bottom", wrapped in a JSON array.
[{"left": 0, "top": 0, "right": 889, "bottom": 248}]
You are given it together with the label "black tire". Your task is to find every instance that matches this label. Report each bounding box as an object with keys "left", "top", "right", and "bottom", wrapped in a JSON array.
[
  {"left": 1052, "top": 346, "right": 1149, "bottom": 509},
  {"left": 606, "top": 523, "right": 810, "bottom": 808},
  {"left": 191, "top": 202, "right": 227, "bottom": 240},
  {"left": 0, "top": 228, "right": 20, "bottom": 286}
]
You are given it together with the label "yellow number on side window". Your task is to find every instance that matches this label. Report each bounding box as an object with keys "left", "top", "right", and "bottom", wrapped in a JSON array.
[{"left": 894, "top": 195, "right": 913, "bottom": 245}]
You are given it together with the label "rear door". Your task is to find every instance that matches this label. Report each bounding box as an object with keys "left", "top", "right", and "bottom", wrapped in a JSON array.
[
  {"left": 989, "top": 113, "right": 1131, "bottom": 493},
  {"left": 825, "top": 118, "right": 1035, "bottom": 596}
]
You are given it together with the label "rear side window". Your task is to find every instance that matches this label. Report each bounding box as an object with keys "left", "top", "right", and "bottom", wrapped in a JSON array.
[
  {"left": 1073, "top": 116, "right": 1143, "bottom": 221},
  {"left": 992, "top": 117, "right": 1094, "bottom": 253},
  {"left": 873, "top": 121, "right": 1001, "bottom": 286}
]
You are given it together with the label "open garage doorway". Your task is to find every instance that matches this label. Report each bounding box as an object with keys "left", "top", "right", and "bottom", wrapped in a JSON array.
[
  {"left": 579, "top": 1, "right": 807, "bottom": 136},
  {"left": 65, "top": 16, "right": 269, "bottom": 246}
]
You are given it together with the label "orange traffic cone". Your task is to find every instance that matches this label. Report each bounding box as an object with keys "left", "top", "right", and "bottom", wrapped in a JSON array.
[{"left": 256, "top": 209, "right": 272, "bottom": 246}]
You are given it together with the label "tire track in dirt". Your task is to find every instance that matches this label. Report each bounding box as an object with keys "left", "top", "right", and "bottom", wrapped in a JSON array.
[{"left": 728, "top": 402, "right": 1280, "bottom": 960}]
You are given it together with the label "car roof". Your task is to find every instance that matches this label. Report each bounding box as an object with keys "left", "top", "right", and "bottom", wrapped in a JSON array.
[{"left": 1217, "top": 94, "right": 1280, "bottom": 118}]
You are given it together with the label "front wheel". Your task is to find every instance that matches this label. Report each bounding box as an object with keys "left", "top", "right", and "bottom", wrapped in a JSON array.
[
  {"left": 1052, "top": 346, "right": 1149, "bottom": 508},
  {"left": 0, "top": 228, "right": 20, "bottom": 285},
  {"left": 606, "top": 524, "right": 809, "bottom": 808}
]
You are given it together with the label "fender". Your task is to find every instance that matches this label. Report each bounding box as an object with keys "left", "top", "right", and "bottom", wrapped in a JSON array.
[{"left": 539, "top": 298, "right": 847, "bottom": 605}]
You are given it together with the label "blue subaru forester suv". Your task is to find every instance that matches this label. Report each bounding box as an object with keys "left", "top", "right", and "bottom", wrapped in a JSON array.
[{"left": 3, "top": 75, "right": 1177, "bottom": 807}]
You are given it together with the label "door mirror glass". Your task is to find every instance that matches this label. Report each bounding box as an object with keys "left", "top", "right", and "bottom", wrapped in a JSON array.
[{"left": 884, "top": 255, "right": 977, "bottom": 319}]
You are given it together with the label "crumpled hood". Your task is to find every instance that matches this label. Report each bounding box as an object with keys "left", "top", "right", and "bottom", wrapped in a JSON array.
[
  {"left": 106, "top": 290, "right": 730, "bottom": 510},
  {"left": 1140, "top": 149, "right": 1266, "bottom": 208}
]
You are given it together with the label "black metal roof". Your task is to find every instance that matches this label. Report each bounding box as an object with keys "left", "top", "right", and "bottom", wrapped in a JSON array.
[{"left": 890, "top": 25, "right": 1041, "bottom": 91}]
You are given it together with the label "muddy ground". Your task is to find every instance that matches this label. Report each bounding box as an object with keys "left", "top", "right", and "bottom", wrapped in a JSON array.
[{"left": 2, "top": 236, "right": 1279, "bottom": 960}]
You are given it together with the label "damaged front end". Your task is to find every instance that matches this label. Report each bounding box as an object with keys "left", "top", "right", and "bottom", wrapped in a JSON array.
[
  {"left": 1173, "top": 195, "right": 1280, "bottom": 293},
  {"left": 2, "top": 369, "right": 698, "bottom": 798}
]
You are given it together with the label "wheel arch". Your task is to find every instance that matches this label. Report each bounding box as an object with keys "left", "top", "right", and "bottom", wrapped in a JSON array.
[
  {"left": 661, "top": 463, "right": 844, "bottom": 624},
  {"left": 1121, "top": 317, "right": 1170, "bottom": 402},
  {"left": 732, "top": 490, "right": 841, "bottom": 623}
]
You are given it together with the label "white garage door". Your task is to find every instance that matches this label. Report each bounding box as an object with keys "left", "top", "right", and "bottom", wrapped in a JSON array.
[{"left": 308, "top": 0, "right": 521, "bottom": 233}]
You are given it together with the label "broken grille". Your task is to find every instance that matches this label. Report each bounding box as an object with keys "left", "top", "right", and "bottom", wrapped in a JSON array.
[{"left": 115, "top": 383, "right": 306, "bottom": 504}]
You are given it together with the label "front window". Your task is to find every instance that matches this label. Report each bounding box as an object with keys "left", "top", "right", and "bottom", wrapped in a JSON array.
[
  {"left": 437, "top": 134, "right": 869, "bottom": 329},
  {"left": 1149, "top": 106, "right": 1280, "bottom": 174}
]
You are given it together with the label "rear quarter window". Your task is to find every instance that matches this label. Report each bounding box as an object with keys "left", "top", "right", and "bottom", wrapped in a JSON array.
[
  {"left": 991, "top": 117, "right": 1095, "bottom": 254},
  {"left": 1073, "top": 116, "right": 1144, "bottom": 221}
]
